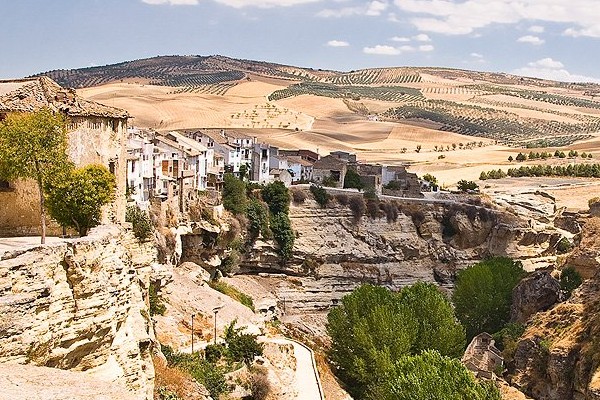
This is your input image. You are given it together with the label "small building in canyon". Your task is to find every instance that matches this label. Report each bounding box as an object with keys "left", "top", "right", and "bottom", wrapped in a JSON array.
[{"left": 0, "top": 76, "right": 129, "bottom": 236}]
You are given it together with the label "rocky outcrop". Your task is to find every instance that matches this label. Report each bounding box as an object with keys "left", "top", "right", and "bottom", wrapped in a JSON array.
[
  {"left": 236, "top": 197, "right": 563, "bottom": 313},
  {"left": 510, "top": 271, "right": 561, "bottom": 324},
  {"left": 510, "top": 218, "right": 600, "bottom": 400},
  {"left": 0, "top": 225, "right": 160, "bottom": 399}
]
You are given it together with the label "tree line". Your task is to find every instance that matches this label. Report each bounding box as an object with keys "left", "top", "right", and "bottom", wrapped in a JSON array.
[{"left": 480, "top": 163, "right": 600, "bottom": 180}]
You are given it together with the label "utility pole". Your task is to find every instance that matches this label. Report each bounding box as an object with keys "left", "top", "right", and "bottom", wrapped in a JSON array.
[{"left": 212, "top": 306, "right": 223, "bottom": 344}]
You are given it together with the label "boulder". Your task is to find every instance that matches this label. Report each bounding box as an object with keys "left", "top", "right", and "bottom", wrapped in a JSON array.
[{"left": 511, "top": 270, "right": 560, "bottom": 323}]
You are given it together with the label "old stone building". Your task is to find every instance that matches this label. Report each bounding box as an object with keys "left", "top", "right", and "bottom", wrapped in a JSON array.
[
  {"left": 462, "top": 332, "right": 504, "bottom": 379},
  {"left": 312, "top": 155, "right": 348, "bottom": 188},
  {"left": 0, "top": 77, "right": 129, "bottom": 236}
]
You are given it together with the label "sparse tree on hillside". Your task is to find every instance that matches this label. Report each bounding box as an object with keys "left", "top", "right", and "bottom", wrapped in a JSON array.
[{"left": 0, "top": 108, "right": 71, "bottom": 243}]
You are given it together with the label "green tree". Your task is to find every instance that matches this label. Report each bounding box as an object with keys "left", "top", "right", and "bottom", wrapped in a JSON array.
[
  {"left": 344, "top": 169, "right": 364, "bottom": 190},
  {"left": 367, "top": 350, "right": 501, "bottom": 400},
  {"left": 223, "top": 320, "right": 264, "bottom": 365},
  {"left": 422, "top": 173, "right": 438, "bottom": 190},
  {"left": 398, "top": 282, "right": 465, "bottom": 358},
  {"left": 261, "top": 180, "right": 290, "bottom": 215},
  {"left": 245, "top": 198, "right": 271, "bottom": 242},
  {"left": 452, "top": 257, "right": 527, "bottom": 340},
  {"left": 269, "top": 212, "right": 295, "bottom": 261},
  {"left": 0, "top": 108, "right": 70, "bottom": 243},
  {"left": 327, "top": 285, "right": 417, "bottom": 396},
  {"left": 327, "top": 283, "right": 466, "bottom": 397},
  {"left": 126, "top": 204, "right": 154, "bottom": 240},
  {"left": 309, "top": 184, "right": 330, "bottom": 207},
  {"left": 223, "top": 173, "right": 247, "bottom": 214},
  {"left": 560, "top": 267, "right": 582, "bottom": 298},
  {"left": 45, "top": 165, "right": 115, "bottom": 237}
]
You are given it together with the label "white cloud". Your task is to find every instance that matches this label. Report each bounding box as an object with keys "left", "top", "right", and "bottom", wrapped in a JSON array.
[
  {"left": 529, "top": 25, "right": 545, "bottom": 33},
  {"left": 142, "top": 0, "right": 199, "bottom": 4},
  {"left": 517, "top": 35, "right": 545, "bottom": 45},
  {"left": 327, "top": 40, "right": 350, "bottom": 47},
  {"left": 363, "top": 45, "right": 402, "bottom": 55},
  {"left": 318, "top": 0, "right": 387, "bottom": 17},
  {"left": 366, "top": 0, "right": 388, "bottom": 16},
  {"left": 419, "top": 44, "right": 434, "bottom": 52},
  {"left": 470, "top": 52, "right": 484, "bottom": 59},
  {"left": 513, "top": 57, "right": 600, "bottom": 83},
  {"left": 390, "top": 36, "right": 411, "bottom": 42},
  {"left": 393, "top": 0, "right": 600, "bottom": 38},
  {"left": 413, "top": 33, "right": 431, "bottom": 42}
]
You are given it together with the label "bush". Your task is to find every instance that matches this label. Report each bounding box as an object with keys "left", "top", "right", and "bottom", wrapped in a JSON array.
[
  {"left": 310, "top": 184, "right": 330, "bottom": 207},
  {"left": 492, "top": 323, "right": 525, "bottom": 365},
  {"left": 556, "top": 237, "right": 572, "bottom": 254},
  {"left": 452, "top": 257, "right": 527, "bottom": 340},
  {"left": 335, "top": 193, "right": 349, "bottom": 205},
  {"left": 208, "top": 280, "right": 255, "bottom": 311},
  {"left": 204, "top": 343, "right": 226, "bottom": 363},
  {"left": 560, "top": 267, "right": 582, "bottom": 298},
  {"left": 322, "top": 175, "right": 338, "bottom": 187},
  {"left": 456, "top": 179, "right": 479, "bottom": 192},
  {"left": 126, "top": 205, "right": 154, "bottom": 240},
  {"left": 224, "top": 320, "right": 264, "bottom": 365},
  {"left": 223, "top": 173, "right": 247, "bottom": 214},
  {"left": 270, "top": 212, "right": 295, "bottom": 261},
  {"left": 149, "top": 282, "right": 166, "bottom": 316},
  {"left": 380, "top": 201, "right": 398, "bottom": 223},
  {"left": 366, "top": 199, "right": 380, "bottom": 219},
  {"left": 349, "top": 196, "right": 366, "bottom": 221},
  {"left": 246, "top": 366, "right": 271, "bottom": 400},
  {"left": 261, "top": 181, "right": 290, "bottom": 215},
  {"left": 344, "top": 169, "right": 364, "bottom": 190},
  {"left": 291, "top": 188, "right": 307, "bottom": 204},
  {"left": 219, "top": 249, "right": 240, "bottom": 276},
  {"left": 245, "top": 199, "right": 270, "bottom": 242}
]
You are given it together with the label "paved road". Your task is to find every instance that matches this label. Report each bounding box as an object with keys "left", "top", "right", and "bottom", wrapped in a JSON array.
[{"left": 265, "top": 337, "right": 324, "bottom": 400}]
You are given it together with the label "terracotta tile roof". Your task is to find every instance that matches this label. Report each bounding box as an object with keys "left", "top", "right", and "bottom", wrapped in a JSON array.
[
  {"left": 0, "top": 77, "right": 129, "bottom": 119},
  {"left": 282, "top": 155, "right": 313, "bottom": 167}
]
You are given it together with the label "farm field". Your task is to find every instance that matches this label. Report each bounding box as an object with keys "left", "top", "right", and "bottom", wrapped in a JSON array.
[{"left": 70, "top": 55, "right": 600, "bottom": 208}]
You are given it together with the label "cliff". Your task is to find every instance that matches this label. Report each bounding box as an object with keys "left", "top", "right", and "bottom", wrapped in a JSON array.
[
  {"left": 510, "top": 218, "right": 600, "bottom": 400},
  {"left": 0, "top": 225, "right": 161, "bottom": 399}
]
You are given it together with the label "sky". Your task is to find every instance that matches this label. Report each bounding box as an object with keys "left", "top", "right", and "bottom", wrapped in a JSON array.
[{"left": 2, "top": 0, "right": 600, "bottom": 83}]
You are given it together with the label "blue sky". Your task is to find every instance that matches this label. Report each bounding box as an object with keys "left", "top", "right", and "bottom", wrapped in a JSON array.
[{"left": 2, "top": 0, "right": 600, "bottom": 83}]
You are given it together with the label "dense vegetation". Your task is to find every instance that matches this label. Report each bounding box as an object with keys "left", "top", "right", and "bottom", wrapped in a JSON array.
[
  {"left": 268, "top": 81, "right": 423, "bottom": 102},
  {"left": 126, "top": 204, "right": 154, "bottom": 240},
  {"left": 327, "top": 283, "right": 469, "bottom": 398},
  {"left": 452, "top": 257, "right": 527, "bottom": 340}
]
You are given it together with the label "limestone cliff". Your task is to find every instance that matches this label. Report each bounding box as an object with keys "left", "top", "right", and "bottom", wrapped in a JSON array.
[
  {"left": 235, "top": 196, "right": 565, "bottom": 313},
  {"left": 0, "top": 225, "right": 161, "bottom": 399},
  {"left": 509, "top": 218, "right": 600, "bottom": 400}
]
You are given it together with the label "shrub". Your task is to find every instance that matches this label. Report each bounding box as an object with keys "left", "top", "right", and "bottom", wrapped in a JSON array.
[
  {"left": 556, "top": 237, "right": 572, "bottom": 254},
  {"left": 335, "top": 193, "right": 349, "bottom": 205},
  {"left": 245, "top": 199, "right": 270, "bottom": 242},
  {"left": 290, "top": 188, "right": 307, "bottom": 204},
  {"left": 270, "top": 212, "right": 295, "bottom": 261},
  {"left": 246, "top": 366, "right": 271, "bottom": 400},
  {"left": 349, "top": 196, "right": 366, "bottom": 221},
  {"left": 149, "top": 282, "right": 166, "bottom": 316},
  {"left": 344, "top": 169, "right": 364, "bottom": 190},
  {"left": 452, "top": 257, "right": 527, "bottom": 340},
  {"left": 322, "top": 175, "right": 338, "bottom": 187},
  {"left": 261, "top": 181, "right": 290, "bottom": 215},
  {"left": 223, "top": 173, "right": 247, "bottom": 214},
  {"left": 219, "top": 249, "right": 240, "bottom": 276},
  {"left": 380, "top": 201, "right": 398, "bottom": 223},
  {"left": 204, "top": 343, "right": 227, "bottom": 363},
  {"left": 560, "top": 267, "right": 582, "bottom": 298},
  {"left": 224, "top": 320, "right": 264, "bottom": 365},
  {"left": 208, "top": 280, "right": 254, "bottom": 311},
  {"left": 456, "top": 179, "right": 479, "bottom": 192},
  {"left": 366, "top": 199, "right": 380, "bottom": 219},
  {"left": 126, "top": 205, "right": 154, "bottom": 240},
  {"left": 492, "top": 323, "right": 525, "bottom": 365},
  {"left": 310, "top": 184, "right": 330, "bottom": 208},
  {"left": 384, "top": 180, "right": 403, "bottom": 190}
]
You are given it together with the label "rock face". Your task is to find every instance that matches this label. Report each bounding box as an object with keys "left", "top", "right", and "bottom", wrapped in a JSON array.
[
  {"left": 238, "top": 197, "right": 562, "bottom": 313},
  {"left": 510, "top": 270, "right": 561, "bottom": 324},
  {"left": 0, "top": 225, "right": 159, "bottom": 399},
  {"left": 510, "top": 218, "right": 600, "bottom": 400}
]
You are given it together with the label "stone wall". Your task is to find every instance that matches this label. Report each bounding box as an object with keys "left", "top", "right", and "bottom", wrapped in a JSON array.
[{"left": 0, "top": 225, "right": 159, "bottom": 399}]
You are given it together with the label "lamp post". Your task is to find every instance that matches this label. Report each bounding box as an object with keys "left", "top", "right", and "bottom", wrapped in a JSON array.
[{"left": 191, "top": 314, "right": 195, "bottom": 353}]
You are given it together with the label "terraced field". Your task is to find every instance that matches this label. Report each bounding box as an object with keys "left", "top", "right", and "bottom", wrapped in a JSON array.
[
  {"left": 382, "top": 100, "right": 600, "bottom": 146},
  {"left": 268, "top": 82, "right": 424, "bottom": 102},
  {"left": 320, "top": 68, "right": 421, "bottom": 85}
]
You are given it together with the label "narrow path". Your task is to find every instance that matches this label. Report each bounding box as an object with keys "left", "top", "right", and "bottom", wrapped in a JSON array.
[{"left": 264, "top": 337, "right": 324, "bottom": 400}]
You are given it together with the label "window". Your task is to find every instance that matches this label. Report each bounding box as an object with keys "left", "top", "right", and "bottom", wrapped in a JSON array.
[
  {"left": 0, "top": 180, "right": 11, "bottom": 191},
  {"left": 108, "top": 161, "right": 115, "bottom": 175}
]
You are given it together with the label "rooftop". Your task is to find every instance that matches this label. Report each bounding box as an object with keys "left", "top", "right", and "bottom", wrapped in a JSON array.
[{"left": 0, "top": 77, "right": 129, "bottom": 119}]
